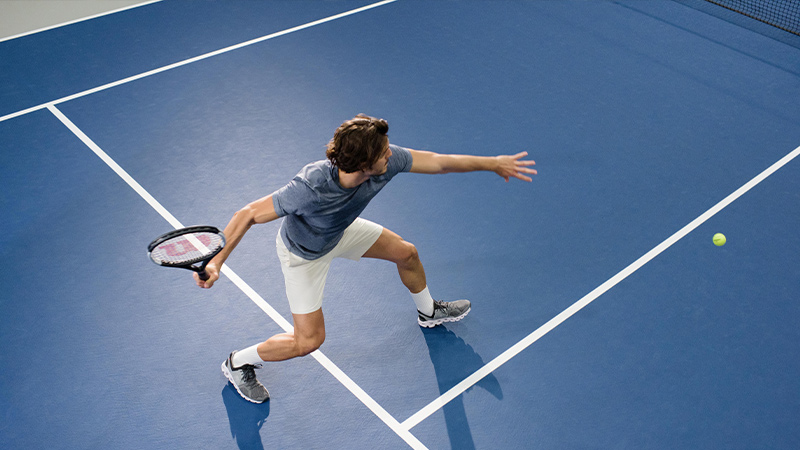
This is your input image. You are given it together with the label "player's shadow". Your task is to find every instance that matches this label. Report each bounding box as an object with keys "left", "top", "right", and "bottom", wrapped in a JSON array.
[
  {"left": 222, "top": 384, "right": 271, "bottom": 450},
  {"left": 422, "top": 326, "right": 503, "bottom": 450}
]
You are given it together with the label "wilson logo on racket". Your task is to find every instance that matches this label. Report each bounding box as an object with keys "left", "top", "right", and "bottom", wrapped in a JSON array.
[
  {"left": 148, "top": 226, "right": 226, "bottom": 280},
  {"left": 160, "top": 234, "right": 214, "bottom": 257}
]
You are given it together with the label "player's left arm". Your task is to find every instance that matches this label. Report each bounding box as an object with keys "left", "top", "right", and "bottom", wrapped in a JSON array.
[{"left": 408, "top": 149, "right": 537, "bottom": 182}]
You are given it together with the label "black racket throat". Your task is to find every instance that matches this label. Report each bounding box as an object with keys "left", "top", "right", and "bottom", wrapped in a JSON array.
[{"left": 184, "top": 256, "right": 213, "bottom": 281}]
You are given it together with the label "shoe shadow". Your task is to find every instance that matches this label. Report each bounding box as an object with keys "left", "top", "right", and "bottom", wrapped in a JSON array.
[
  {"left": 221, "top": 384, "right": 271, "bottom": 450},
  {"left": 421, "top": 327, "right": 503, "bottom": 450}
]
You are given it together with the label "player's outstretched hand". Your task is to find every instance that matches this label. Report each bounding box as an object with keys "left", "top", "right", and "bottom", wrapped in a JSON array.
[
  {"left": 495, "top": 151, "right": 537, "bottom": 182},
  {"left": 194, "top": 264, "right": 220, "bottom": 289}
]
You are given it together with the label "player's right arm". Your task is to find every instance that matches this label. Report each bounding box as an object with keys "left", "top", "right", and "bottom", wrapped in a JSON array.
[{"left": 195, "top": 194, "right": 280, "bottom": 288}]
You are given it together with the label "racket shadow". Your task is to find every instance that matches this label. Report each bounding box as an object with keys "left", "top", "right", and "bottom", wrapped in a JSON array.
[
  {"left": 421, "top": 327, "right": 503, "bottom": 450},
  {"left": 221, "top": 384, "right": 271, "bottom": 450}
]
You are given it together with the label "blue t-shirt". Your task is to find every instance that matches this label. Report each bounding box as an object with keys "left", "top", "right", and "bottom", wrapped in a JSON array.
[{"left": 272, "top": 144, "right": 413, "bottom": 260}]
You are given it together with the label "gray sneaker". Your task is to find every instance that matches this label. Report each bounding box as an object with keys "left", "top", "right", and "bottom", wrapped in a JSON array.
[
  {"left": 418, "top": 299, "right": 471, "bottom": 327},
  {"left": 222, "top": 352, "right": 270, "bottom": 403}
]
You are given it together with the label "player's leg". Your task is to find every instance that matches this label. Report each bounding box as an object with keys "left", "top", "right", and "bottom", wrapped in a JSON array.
[
  {"left": 223, "top": 233, "right": 333, "bottom": 403},
  {"left": 256, "top": 309, "right": 326, "bottom": 361},
  {"left": 362, "top": 227, "right": 471, "bottom": 327},
  {"left": 222, "top": 310, "right": 326, "bottom": 403},
  {"left": 332, "top": 220, "right": 438, "bottom": 318},
  {"left": 361, "top": 227, "right": 426, "bottom": 293}
]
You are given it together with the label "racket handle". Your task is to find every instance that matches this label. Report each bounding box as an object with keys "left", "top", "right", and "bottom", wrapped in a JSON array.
[{"left": 197, "top": 270, "right": 210, "bottom": 281}]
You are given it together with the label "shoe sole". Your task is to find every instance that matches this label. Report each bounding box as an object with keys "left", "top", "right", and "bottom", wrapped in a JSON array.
[
  {"left": 221, "top": 360, "right": 268, "bottom": 404},
  {"left": 418, "top": 306, "right": 471, "bottom": 328}
]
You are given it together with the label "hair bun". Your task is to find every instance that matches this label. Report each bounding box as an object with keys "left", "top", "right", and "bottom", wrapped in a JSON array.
[
  {"left": 355, "top": 113, "right": 389, "bottom": 135},
  {"left": 373, "top": 118, "right": 389, "bottom": 134}
]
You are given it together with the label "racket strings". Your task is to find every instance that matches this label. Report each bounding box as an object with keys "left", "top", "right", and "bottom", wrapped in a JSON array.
[{"left": 150, "top": 232, "right": 224, "bottom": 265}]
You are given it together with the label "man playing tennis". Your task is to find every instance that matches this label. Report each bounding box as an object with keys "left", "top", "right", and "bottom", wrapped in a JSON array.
[{"left": 196, "top": 114, "right": 536, "bottom": 403}]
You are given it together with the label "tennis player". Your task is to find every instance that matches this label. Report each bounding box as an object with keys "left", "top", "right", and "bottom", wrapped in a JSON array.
[{"left": 196, "top": 114, "right": 536, "bottom": 403}]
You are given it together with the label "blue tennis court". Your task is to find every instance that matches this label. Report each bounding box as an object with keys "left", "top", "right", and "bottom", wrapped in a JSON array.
[{"left": 2, "top": 1, "right": 799, "bottom": 448}]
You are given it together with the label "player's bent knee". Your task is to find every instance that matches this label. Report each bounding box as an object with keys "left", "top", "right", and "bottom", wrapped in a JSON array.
[
  {"left": 296, "top": 334, "right": 325, "bottom": 356},
  {"left": 399, "top": 241, "right": 419, "bottom": 266}
]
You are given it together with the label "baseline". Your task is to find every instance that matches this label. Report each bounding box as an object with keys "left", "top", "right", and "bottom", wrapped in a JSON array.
[
  {"left": 401, "top": 143, "right": 800, "bottom": 431},
  {"left": 0, "top": 0, "right": 397, "bottom": 123},
  {"left": 46, "top": 104, "right": 427, "bottom": 450}
]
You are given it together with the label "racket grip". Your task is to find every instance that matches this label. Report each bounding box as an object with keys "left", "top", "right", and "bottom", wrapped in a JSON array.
[{"left": 197, "top": 270, "right": 210, "bottom": 281}]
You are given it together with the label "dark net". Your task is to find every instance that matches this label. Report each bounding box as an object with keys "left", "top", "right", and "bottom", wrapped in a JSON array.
[{"left": 704, "top": 0, "right": 800, "bottom": 35}]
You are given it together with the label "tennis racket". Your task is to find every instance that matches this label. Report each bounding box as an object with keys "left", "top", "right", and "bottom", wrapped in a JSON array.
[{"left": 148, "top": 226, "right": 226, "bottom": 281}]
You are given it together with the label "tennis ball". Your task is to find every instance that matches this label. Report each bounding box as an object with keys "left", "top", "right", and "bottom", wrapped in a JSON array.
[{"left": 713, "top": 233, "right": 726, "bottom": 246}]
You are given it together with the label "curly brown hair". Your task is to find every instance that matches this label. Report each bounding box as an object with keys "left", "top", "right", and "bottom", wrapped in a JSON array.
[{"left": 326, "top": 114, "right": 389, "bottom": 173}]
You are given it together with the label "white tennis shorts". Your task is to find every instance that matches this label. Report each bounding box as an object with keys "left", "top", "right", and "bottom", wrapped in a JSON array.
[{"left": 276, "top": 218, "right": 384, "bottom": 314}]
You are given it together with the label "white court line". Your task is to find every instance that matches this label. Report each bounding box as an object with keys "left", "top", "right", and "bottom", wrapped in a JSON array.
[
  {"left": 0, "top": 0, "right": 163, "bottom": 44},
  {"left": 47, "top": 103, "right": 428, "bottom": 449},
  {"left": 0, "top": 0, "right": 397, "bottom": 124},
  {"left": 401, "top": 143, "right": 800, "bottom": 431}
]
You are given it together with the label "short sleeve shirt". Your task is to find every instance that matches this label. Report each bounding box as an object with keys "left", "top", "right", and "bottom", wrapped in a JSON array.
[{"left": 272, "top": 144, "right": 413, "bottom": 260}]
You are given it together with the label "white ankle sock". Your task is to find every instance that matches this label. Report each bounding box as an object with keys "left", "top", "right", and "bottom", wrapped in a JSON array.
[
  {"left": 411, "top": 286, "right": 434, "bottom": 316},
  {"left": 232, "top": 343, "right": 263, "bottom": 368}
]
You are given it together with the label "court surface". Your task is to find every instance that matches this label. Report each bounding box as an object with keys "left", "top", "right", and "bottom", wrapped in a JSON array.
[{"left": 2, "top": 1, "right": 799, "bottom": 449}]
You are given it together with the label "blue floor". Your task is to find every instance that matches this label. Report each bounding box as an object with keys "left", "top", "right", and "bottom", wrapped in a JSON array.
[{"left": 2, "top": 1, "right": 799, "bottom": 448}]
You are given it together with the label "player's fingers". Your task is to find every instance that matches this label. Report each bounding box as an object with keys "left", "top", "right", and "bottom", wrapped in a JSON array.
[
  {"left": 204, "top": 272, "right": 220, "bottom": 289},
  {"left": 514, "top": 173, "right": 533, "bottom": 182},
  {"left": 511, "top": 151, "right": 529, "bottom": 160}
]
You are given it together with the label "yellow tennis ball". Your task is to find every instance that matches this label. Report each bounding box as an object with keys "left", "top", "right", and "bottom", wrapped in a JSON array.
[{"left": 713, "top": 233, "right": 726, "bottom": 246}]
